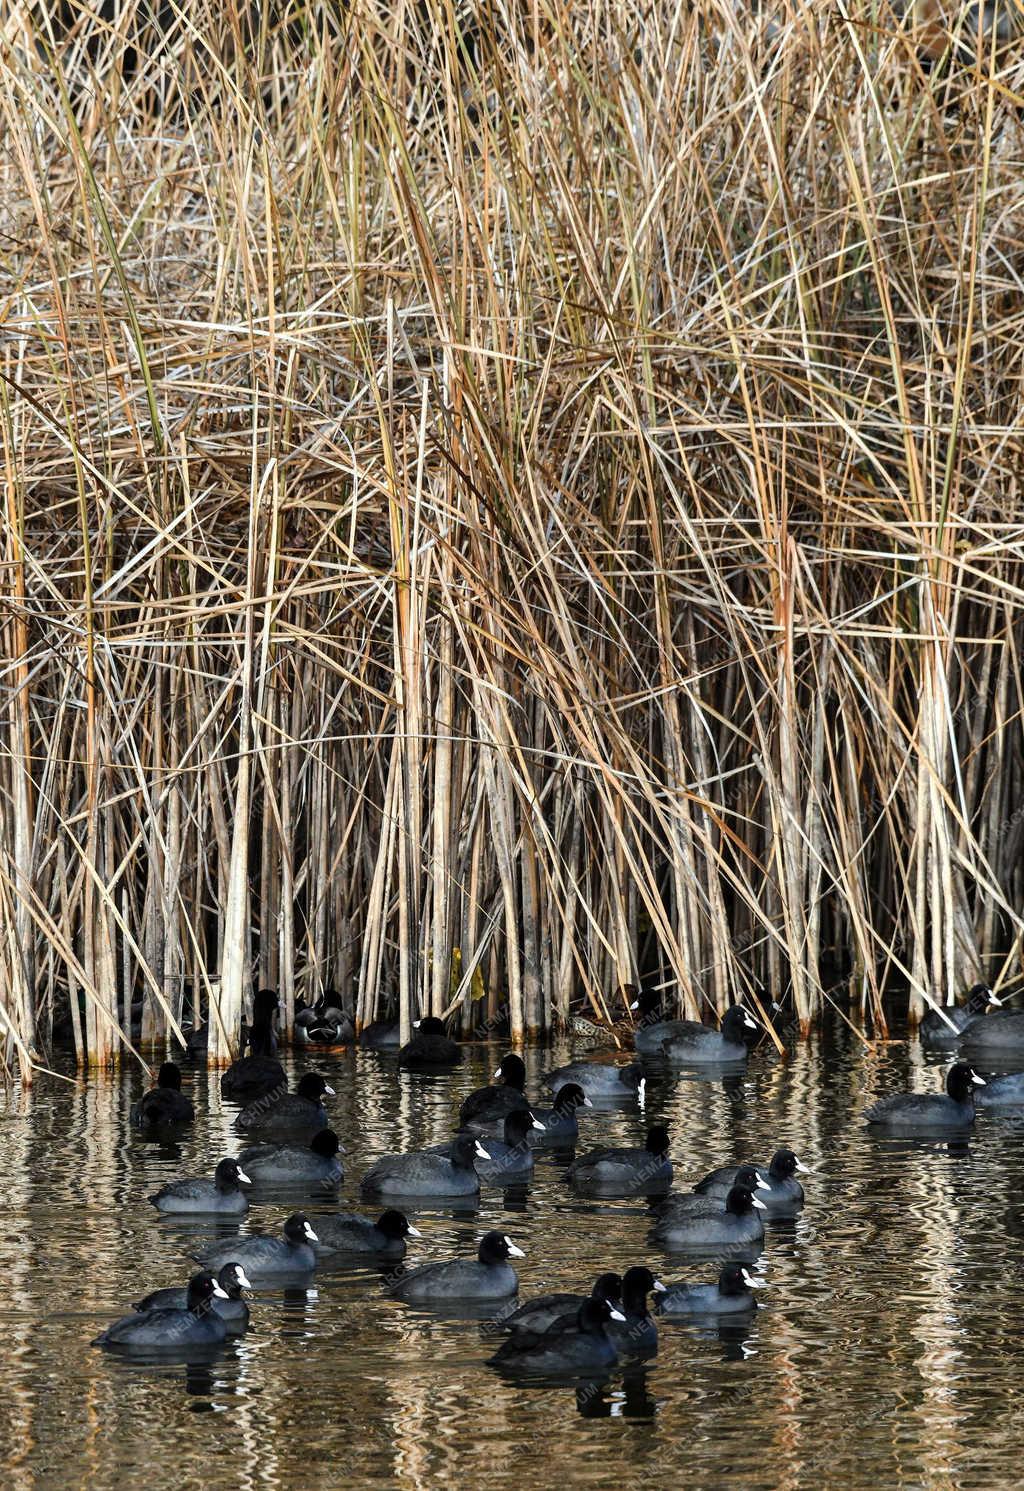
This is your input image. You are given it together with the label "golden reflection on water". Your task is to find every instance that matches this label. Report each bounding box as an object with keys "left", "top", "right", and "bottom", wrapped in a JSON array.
[{"left": 1, "top": 1027, "right": 1024, "bottom": 1488}]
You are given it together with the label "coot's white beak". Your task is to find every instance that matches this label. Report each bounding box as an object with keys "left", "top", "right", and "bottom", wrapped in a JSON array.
[
  {"left": 236, "top": 1168, "right": 252, "bottom": 1185},
  {"left": 609, "top": 1307, "right": 627, "bottom": 1322},
  {"left": 653, "top": 1279, "right": 667, "bottom": 1292},
  {"left": 413, "top": 1019, "right": 421, "bottom": 1028},
  {"left": 304, "top": 1223, "right": 319, "bottom": 1242},
  {"left": 324, "top": 1085, "right": 335, "bottom": 1096},
  {"left": 755, "top": 1172, "right": 771, "bottom": 1190},
  {"left": 493, "top": 1067, "right": 502, "bottom": 1078},
  {"left": 742, "top": 1269, "right": 768, "bottom": 1288},
  {"left": 212, "top": 1281, "right": 229, "bottom": 1299},
  {"left": 795, "top": 1158, "right": 812, "bottom": 1174},
  {"left": 504, "top": 1238, "right": 526, "bottom": 1258},
  {"left": 630, "top": 1000, "right": 639, "bottom": 1011},
  {"left": 475, "top": 1142, "right": 491, "bottom": 1160},
  {"left": 988, "top": 991, "right": 1004, "bottom": 1006},
  {"left": 743, "top": 1013, "right": 758, "bottom": 1030},
  {"left": 583, "top": 1095, "right": 594, "bottom": 1107},
  {"left": 407, "top": 1225, "right": 422, "bottom": 1238},
  {"left": 751, "top": 1195, "right": 768, "bottom": 1211},
  {"left": 971, "top": 1071, "right": 987, "bottom": 1085},
  {"left": 236, "top": 1269, "right": 253, "bottom": 1289},
  {"left": 530, "top": 1114, "right": 546, "bottom": 1130}
]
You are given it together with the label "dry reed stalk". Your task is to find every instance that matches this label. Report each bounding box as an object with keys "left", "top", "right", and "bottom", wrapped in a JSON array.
[{"left": 0, "top": 0, "right": 1021, "bottom": 1071}]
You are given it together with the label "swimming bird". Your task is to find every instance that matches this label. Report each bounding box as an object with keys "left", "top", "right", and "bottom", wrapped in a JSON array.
[
  {"left": 313, "top": 1209, "right": 420, "bottom": 1258},
  {"left": 132, "top": 1263, "right": 251, "bottom": 1329},
  {"left": 234, "top": 1072, "right": 333, "bottom": 1138},
  {"left": 294, "top": 994, "right": 354, "bottom": 1046},
  {"left": 865, "top": 1061, "right": 985, "bottom": 1133},
  {"left": 656, "top": 1262, "right": 766, "bottom": 1315},
  {"left": 458, "top": 1053, "right": 530, "bottom": 1131},
  {"left": 605, "top": 1265, "right": 666, "bottom": 1354},
  {"left": 237, "top": 1129, "right": 344, "bottom": 1185},
  {"left": 974, "top": 1071, "right": 1024, "bottom": 1111},
  {"left": 657, "top": 1005, "right": 759, "bottom": 1064},
  {"left": 93, "top": 1272, "right": 228, "bottom": 1351},
  {"left": 358, "top": 1013, "right": 402, "bottom": 1050},
  {"left": 389, "top": 1231, "right": 523, "bottom": 1302},
  {"left": 650, "top": 1184, "right": 767, "bottom": 1250},
  {"left": 500, "top": 1272, "right": 623, "bottom": 1335},
  {"left": 425, "top": 1109, "right": 544, "bottom": 1180},
  {"left": 488, "top": 1296, "right": 624, "bottom": 1374},
  {"left": 130, "top": 1062, "right": 194, "bottom": 1127},
  {"left": 397, "top": 1016, "right": 463, "bottom": 1070},
  {"left": 921, "top": 984, "right": 1001, "bottom": 1048},
  {"left": 474, "top": 1108, "right": 545, "bottom": 1180},
  {"left": 568, "top": 1124, "right": 672, "bottom": 1196},
  {"left": 194, "top": 1214, "right": 319, "bottom": 1280},
  {"left": 959, "top": 1005, "right": 1024, "bottom": 1059},
  {"left": 527, "top": 1083, "right": 592, "bottom": 1144},
  {"left": 220, "top": 1003, "right": 286, "bottom": 1101},
  {"left": 360, "top": 1132, "right": 488, "bottom": 1200},
  {"left": 149, "top": 1157, "right": 251, "bottom": 1216},
  {"left": 694, "top": 1149, "right": 808, "bottom": 1214},
  {"left": 541, "top": 1059, "right": 644, "bottom": 1102},
  {"left": 656, "top": 1164, "right": 767, "bottom": 1220}
]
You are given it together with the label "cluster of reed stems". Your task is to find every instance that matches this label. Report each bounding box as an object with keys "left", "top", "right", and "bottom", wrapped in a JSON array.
[{"left": 0, "top": 0, "right": 1022, "bottom": 1072}]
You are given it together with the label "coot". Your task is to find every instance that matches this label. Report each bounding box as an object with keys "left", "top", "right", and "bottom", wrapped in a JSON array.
[
  {"left": 130, "top": 1063, "right": 194, "bottom": 1127},
  {"left": 237, "top": 1129, "right": 344, "bottom": 1185},
  {"left": 93, "top": 1272, "right": 228, "bottom": 1351},
  {"left": 149, "top": 1157, "right": 251, "bottom": 1216},
  {"left": 389, "top": 1231, "right": 523, "bottom": 1302},
  {"left": 865, "top": 1062, "right": 985, "bottom": 1132},
  {"left": 234, "top": 1072, "right": 333, "bottom": 1138}
]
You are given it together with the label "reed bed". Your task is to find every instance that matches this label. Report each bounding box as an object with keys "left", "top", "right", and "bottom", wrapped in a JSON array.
[{"left": 0, "top": 0, "right": 1022, "bottom": 1071}]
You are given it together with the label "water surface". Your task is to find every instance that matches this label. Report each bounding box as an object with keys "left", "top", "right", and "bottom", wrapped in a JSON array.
[{"left": 1, "top": 1025, "right": 1021, "bottom": 1490}]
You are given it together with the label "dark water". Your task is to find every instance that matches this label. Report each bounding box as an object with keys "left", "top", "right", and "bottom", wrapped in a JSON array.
[{"left": 2, "top": 1025, "right": 1023, "bottom": 1490}]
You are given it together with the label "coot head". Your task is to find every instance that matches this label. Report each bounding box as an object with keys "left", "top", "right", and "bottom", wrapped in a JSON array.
[
  {"left": 633, "top": 988, "right": 665, "bottom": 1019},
  {"left": 552, "top": 1082, "right": 592, "bottom": 1114},
  {"left": 311, "top": 1129, "right": 343, "bottom": 1158},
  {"left": 577, "top": 1297, "right": 626, "bottom": 1331},
  {"left": 719, "top": 1262, "right": 766, "bottom": 1297},
  {"left": 297, "top": 1073, "right": 335, "bottom": 1102},
  {"left": 451, "top": 1132, "right": 491, "bottom": 1168},
  {"left": 378, "top": 1209, "right": 421, "bottom": 1240},
  {"left": 186, "top": 1271, "right": 229, "bottom": 1313},
  {"left": 721, "top": 1005, "right": 759, "bottom": 1040},
  {"left": 768, "top": 1148, "right": 809, "bottom": 1179},
  {"left": 157, "top": 1062, "right": 182, "bottom": 1090},
  {"left": 733, "top": 1163, "right": 769, "bottom": 1192},
  {"left": 967, "top": 983, "right": 1002, "bottom": 1015},
  {"left": 283, "top": 1213, "right": 319, "bottom": 1245},
  {"left": 502, "top": 1109, "right": 544, "bottom": 1144},
  {"left": 644, "top": 1124, "right": 670, "bottom": 1156},
  {"left": 214, "top": 1158, "right": 251, "bottom": 1190},
  {"left": 493, "top": 1053, "right": 527, "bottom": 1090},
  {"left": 621, "top": 1265, "right": 667, "bottom": 1312},
  {"left": 414, "top": 1017, "right": 447, "bottom": 1036},
  {"left": 947, "top": 1062, "right": 986, "bottom": 1102},
  {"left": 591, "top": 1271, "right": 623, "bottom": 1304},
  {"left": 478, "top": 1231, "right": 525, "bottom": 1264},
  {"left": 725, "top": 1185, "right": 767, "bottom": 1217},
  {"left": 217, "top": 1262, "right": 253, "bottom": 1297}
]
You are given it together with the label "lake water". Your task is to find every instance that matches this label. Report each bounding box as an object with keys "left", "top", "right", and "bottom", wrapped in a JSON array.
[{"left": 1, "top": 1023, "right": 1022, "bottom": 1490}]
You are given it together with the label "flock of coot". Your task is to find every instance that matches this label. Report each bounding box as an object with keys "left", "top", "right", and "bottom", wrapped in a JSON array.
[{"left": 93, "top": 983, "right": 1024, "bottom": 1376}]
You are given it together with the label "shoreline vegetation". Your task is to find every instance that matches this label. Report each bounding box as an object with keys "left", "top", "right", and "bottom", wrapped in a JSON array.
[{"left": 0, "top": 0, "right": 1022, "bottom": 1072}]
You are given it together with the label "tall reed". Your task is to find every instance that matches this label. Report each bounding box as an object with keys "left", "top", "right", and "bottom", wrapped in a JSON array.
[{"left": 0, "top": 0, "right": 1021, "bottom": 1071}]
